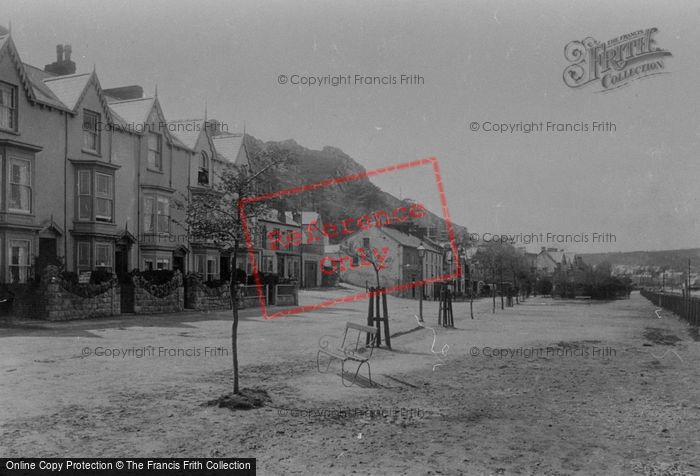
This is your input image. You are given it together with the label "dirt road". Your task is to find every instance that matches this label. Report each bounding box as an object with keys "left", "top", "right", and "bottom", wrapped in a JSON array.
[{"left": 1, "top": 290, "right": 698, "bottom": 475}]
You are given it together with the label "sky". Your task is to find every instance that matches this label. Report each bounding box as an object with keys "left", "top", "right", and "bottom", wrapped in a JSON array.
[{"left": 1, "top": 0, "right": 698, "bottom": 253}]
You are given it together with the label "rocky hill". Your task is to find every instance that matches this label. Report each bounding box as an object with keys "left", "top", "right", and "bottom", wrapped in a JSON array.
[{"left": 245, "top": 136, "right": 467, "bottom": 244}]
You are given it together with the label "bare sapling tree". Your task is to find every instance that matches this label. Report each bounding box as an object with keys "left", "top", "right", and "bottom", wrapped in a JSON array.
[{"left": 182, "top": 151, "right": 281, "bottom": 395}]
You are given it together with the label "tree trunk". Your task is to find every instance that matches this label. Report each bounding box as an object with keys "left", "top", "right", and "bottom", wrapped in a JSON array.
[
  {"left": 492, "top": 268, "right": 496, "bottom": 313},
  {"left": 467, "top": 265, "right": 474, "bottom": 319},
  {"left": 230, "top": 246, "right": 240, "bottom": 395}
]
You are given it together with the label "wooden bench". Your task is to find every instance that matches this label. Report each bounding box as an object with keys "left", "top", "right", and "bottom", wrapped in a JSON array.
[{"left": 317, "top": 322, "right": 377, "bottom": 387}]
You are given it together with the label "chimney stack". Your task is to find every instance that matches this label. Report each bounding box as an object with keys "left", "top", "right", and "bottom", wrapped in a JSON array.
[
  {"left": 103, "top": 85, "right": 144, "bottom": 101},
  {"left": 45, "top": 43, "right": 76, "bottom": 76},
  {"left": 206, "top": 120, "right": 223, "bottom": 136}
]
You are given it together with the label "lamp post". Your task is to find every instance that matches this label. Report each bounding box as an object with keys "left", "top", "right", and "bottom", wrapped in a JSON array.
[{"left": 417, "top": 243, "right": 426, "bottom": 323}]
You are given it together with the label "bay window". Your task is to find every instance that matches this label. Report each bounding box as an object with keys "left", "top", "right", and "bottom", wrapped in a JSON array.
[
  {"left": 9, "top": 158, "right": 31, "bottom": 213},
  {"left": 78, "top": 170, "right": 91, "bottom": 220},
  {"left": 194, "top": 254, "right": 218, "bottom": 281},
  {"left": 142, "top": 253, "right": 171, "bottom": 271},
  {"left": 95, "top": 242, "right": 112, "bottom": 269},
  {"left": 207, "top": 257, "right": 218, "bottom": 281},
  {"left": 77, "top": 241, "right": 90, "bottom": 271},
  {"left": 144, "top": 194, "right": 170, "bottom": 234},
  {"left": 157, "top": 196, "right": 169, "bottom": 232},
  {"left": 8, "top": 239, "right": 31, "bottom": 283},
  {"left": 194, "top": 255, "right": 205, "bottom": 275},
  {"left": 95, "top": 173, "right": 113, "bottom": 222},
  {"left": 76, "top": 240, "right": 113, "bottom": 272},
  {"left": 76, "top": 169, "right": 114, "bottom": 222}
]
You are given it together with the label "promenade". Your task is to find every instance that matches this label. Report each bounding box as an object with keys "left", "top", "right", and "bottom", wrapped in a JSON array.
[{"left": 1, "top": 290, "right": 698, "bottom": 474}]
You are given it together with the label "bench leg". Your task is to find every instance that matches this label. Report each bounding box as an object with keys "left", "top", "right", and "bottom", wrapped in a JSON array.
[
  {"left": 341, "top": 360, "right": 372, "bottom": 387},
  {"left": 317, "top": 351, "right": 334, "bottom": 374},
  {"left": 341, "top": 360, "right": 356, "bottom": 387}
]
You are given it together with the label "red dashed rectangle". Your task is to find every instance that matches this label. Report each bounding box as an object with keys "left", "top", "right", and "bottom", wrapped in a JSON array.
[{"left": 239, "top": 157, "right": 460, "bottom": 319}]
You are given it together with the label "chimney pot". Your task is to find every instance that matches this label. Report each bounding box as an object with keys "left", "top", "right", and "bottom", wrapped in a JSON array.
[
  {"left": 64, "top": 44, "right": 72, "bottom": 61},
  {"left": 56, "top": 44, "right": 64, "bottom": 62}
]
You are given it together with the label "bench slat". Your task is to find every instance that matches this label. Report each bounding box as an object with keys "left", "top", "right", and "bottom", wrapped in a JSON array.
[
  {"left": 318, "top": 348, "right": 349, "bottom": 360},
  {"left": 319, "top": 347, "right": 370, "bottom": 363},
  {"left": 346, "top": 322, "right": 377, "bottom": 334}
]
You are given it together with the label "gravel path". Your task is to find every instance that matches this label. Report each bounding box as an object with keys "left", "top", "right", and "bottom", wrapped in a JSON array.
[{"left": 1, "top": 291, "right": 698, "bottom": 475}]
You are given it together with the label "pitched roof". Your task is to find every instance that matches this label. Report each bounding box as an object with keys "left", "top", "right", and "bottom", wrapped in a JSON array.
[
  {"left": 380, "top": 227, "right": 442, "bottom": 252},
  {"left": 547, "top": 251, "right": 565, "bottom": 263},
  {"left": 107, "top": 97, "right": 155, "bottom": 126},
  {"left": 301, "top": 211, "right": 320, "bottom": 225},
  {"left": 22, "top": 63, "right": 67, "bottom": 109},
  {"left": 562, "top": 252, "right": 577, "bottom": 264},
  {"left": 168, "top": 118, "right": 205, "bottom": 149},
  {"left": 43, "top": 72, "right": 93, "bottom": 110},
  {"left": 0, "top": 35, "right": 41, "bottom": 107},
  {"left": 212, "top": 133, "right": 246, "bottom": 164}
]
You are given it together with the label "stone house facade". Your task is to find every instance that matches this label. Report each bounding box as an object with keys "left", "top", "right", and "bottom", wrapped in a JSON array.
[{"left": 0, "top": 31, "right": 260, "bottom": 289}]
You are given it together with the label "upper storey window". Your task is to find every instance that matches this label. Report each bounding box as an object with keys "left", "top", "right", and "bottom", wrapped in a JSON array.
[
  {"left": 0, "top": 82, "right": 18, "bottom": 132},
  {"left": 82, "top": 110, "right": 101, "bottom": 153},
  {"left": 148, "top": 133, "right": 162, "bottom": 171}
]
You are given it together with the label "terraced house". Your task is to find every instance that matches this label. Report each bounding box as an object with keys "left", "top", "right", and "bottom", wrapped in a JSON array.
[
  {"left": 0, "top": 28, "right": 255, "bottom": 293},
  {"left": 168, "top": 117, "right": 254, "bottom": 281}
]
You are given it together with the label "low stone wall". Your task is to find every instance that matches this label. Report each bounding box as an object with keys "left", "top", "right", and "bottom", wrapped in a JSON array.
[
  {"left": 133, "top": 285, "right": 183, "bottom": 314},
  {"left": 44, "top": 283, "right": 120, "bottom": 320},
  {"left": 185, "top": 275, "right": 231, "bottom": 311},
  {"left": 10, "top": 267, "right": 121, "bottom": 321},
  {"left": 9, "top": 285, "right": 46, "bottom": 319},
  {"left": 133, "top": 271, "right": 184, "bottom": 314}
]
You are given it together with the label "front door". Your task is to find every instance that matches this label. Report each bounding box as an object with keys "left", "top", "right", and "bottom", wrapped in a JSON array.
[
  {"left": 277, "top": 255, "right": 285, "bottom": 278},
  {"left": 220, "top": 255, "right": 230, "bottom": 281},
  {"left": 115, "top": 245, "right": 134, "bottom": 313},
  {"left": 115, "top": 247, "right": 129, "bottom": 282},
  {"left": 173, "top": 256, "right": 184, "bottom": 274},
  {"left": 37, "top": 237, "right": 58, "bottom": 273},
  {"left": 304, "top": 261, "right": 317, "bottom": 288}
]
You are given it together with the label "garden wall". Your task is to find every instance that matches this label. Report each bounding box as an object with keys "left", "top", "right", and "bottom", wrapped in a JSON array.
[
  {"left": 185, "top": 275, "right": 231, "bottom": 311},
  {"left": 11, "top": 266, "right": 120, "bottom": 321},
  {"left": 132, "top": 271, "right": 184, "bottom": 314}
]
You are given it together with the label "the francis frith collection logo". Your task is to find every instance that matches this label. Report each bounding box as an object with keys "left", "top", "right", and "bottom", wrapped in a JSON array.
[{"left": 563, "top": 28, "right": 672, "bottom": 92}]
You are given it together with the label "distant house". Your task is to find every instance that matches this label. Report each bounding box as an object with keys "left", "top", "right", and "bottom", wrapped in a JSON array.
[
  {"left": 337, "top": 226, "right": 443, "bottom": 297},
  {"left": 259, "top": 210, "right": 301, "bottom": 282},
  {"left": 298, "top": 211, "right": 328, "bottom": 288},
  {"left": 536, "top": 248, "right": 560, "bottom": 275},
  {"left": 536, "top": 247, "right": 578, "bottom": 276},
  {"left": 536, "top": 247, "right": 592, "bottom": 296}
]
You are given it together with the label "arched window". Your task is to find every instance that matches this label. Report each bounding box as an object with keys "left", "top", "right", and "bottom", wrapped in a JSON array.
[{"left": 198, "top": 151, "right": 209, "bottom": 186}]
